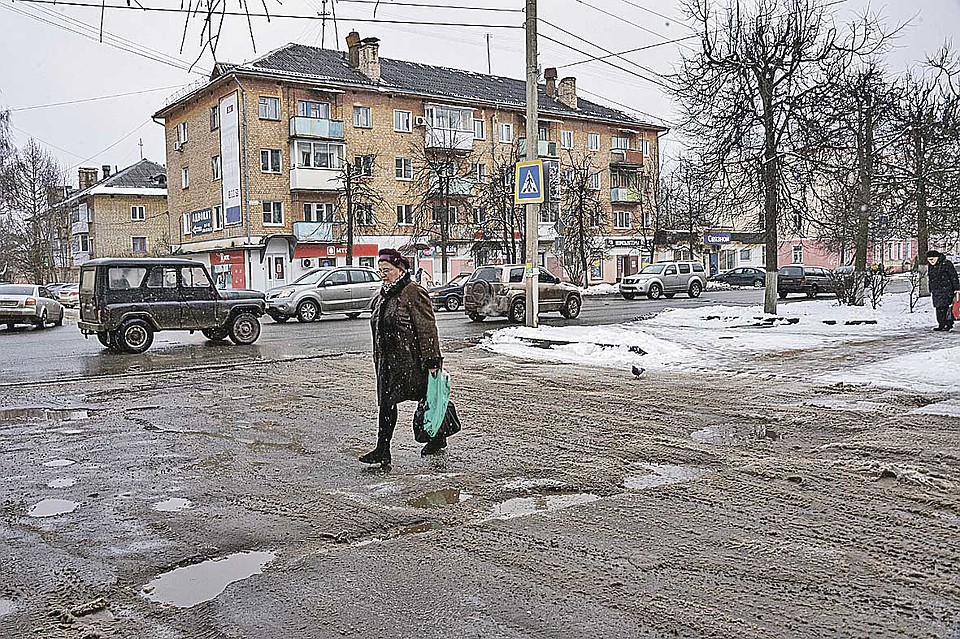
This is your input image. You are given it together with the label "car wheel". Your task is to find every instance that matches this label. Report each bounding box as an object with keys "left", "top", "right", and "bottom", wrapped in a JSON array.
[
  {"left": 272, "top": 315, "right": 289, "bottom": 323},
  {"left": 444, "top": 296, "right": 461, "bottom": 312},
  {"left": 753, "top": 279, "right": 764, "bottom": 288},
  {"left": 560, "top": 295, "right": 582, "bottom": 319},
  {"left": 228, "top": 312, "right": 261, "bottom": 345},
  {"left": 621, "top": 292, "right": 636, "bottom": 300},
  {"left": 117, "top": 319, "right": 154, "bottom": 354},
  {"left": 202, "top": 327, "right": 229, "bottom": 341},
  {"left": 779, "top": 291, "right": 788, "bottom": 299},
  {"left": 688, "top": 281, "right": 703, "bottom": 298},
  {"left": 807, "top": 285, "right": 819, "bottom": 298},
  {"left": 468, "top": 312, "right": 485, "bottom": 323},
  {"left": 96, "top": 332, "right": 115, "bottom": 349},
  {"left": 509, "top": 298, "right": 526, "bottom": 324},
  {"left": 34, "top": 310, "right": 48, "bottom": 330},
  {"left": 296, "top": 299, "right": 319, "bottom": 323},
  {"left": 647, "top": 283, "right": 663, "bottom": 300},
  {"left": 346, "top": 312, "right": 361, "bottom": 319}
]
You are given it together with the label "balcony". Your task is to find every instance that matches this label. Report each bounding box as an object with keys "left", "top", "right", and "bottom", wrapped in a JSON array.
[
  {"left": 518, "top": 139, "right": 559, "bottom": 158},
  {"left": 289, "top": 117, "right": 345, "bottom": 140},
  {"left": 428, "top": 175, "right": 474, "bottom": 196},
  {"left": 425, "top": 127, "right": 475, "bottom": 151},
  {"left": 609, "top": 148, "right": 645, "bottom": 166},
  {"left": 611, "top": 188, "right": 642, "bottom": 203},
  {"left": 290, "top": 167, "right": 341, "bottom": 191},
  {"left": 293, "top": 221, "right": 335, "bottom": 242},
  {"left": 71, "top": 219, "right": 89, "bottom": 235}
]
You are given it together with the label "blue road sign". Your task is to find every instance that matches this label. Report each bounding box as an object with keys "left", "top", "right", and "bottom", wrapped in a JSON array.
[{"left": 514, "top": 160, "right": 545, "bottom": 204}]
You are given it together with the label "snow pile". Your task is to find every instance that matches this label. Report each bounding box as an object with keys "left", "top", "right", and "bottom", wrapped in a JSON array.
[{"left": 580, "top": 283, "right": 619, "bottom": 296}]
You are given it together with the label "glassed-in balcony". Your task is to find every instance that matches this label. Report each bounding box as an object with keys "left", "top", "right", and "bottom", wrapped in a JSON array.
[
  {"left": 611, "top": 188, "right": 642, "bottom": 203},
  {"left": 293, "top": 221, "right": 334, "bottom": 241},
  {"left": 518, "top": 139, "right": 559, "bottom": 158},
  {"left": 428, "top": 175, "right": 474, "bottom": 196},
  {"left": 289, "top": 117, "right": 345, "bottom": 140},
  {"left": 609, "top": 148, "right": 645, "bottom": 166}
]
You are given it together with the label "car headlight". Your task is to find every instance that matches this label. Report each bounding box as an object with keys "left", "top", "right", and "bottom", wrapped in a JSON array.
[
  {"left": 429, "top": 292, "right": 440, "bottom": 297},
  {"left": 276, "top": 290, "right": 293, "bottom": 299}
]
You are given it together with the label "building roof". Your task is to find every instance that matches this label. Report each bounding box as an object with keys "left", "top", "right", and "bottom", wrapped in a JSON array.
[
  {"left": 60, "top": 159, "right": 167, "bottom": 207},
  {"left": 159, "top": 42, "right": 667, "bottom": 132}
]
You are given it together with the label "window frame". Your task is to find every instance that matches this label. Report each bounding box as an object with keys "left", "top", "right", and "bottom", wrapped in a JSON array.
[
  {"left": 396, "top": 204, "right": 414, "bottom": 226},
  {"left": 353, "top": 155, "right": 374, "bottom": 177},
  {"left": 355, "top": 203, "right": 375, "bottom": 226},
  {"left": 210, "top": 106, "right": 220, "bottom": 131},
  {"left": 176, "top": 121, "right": 188, "bottom": 144},
  {"left": 303, "top": 202, "right": 335, "bottom": 223},
  {"left": 587, "top": 133, "right": 600, "bottom": 151},
  {"left": 258, "top": 96, "right": 281, "bottom": 121},
  {"left": 297, "top": 100, "right": 330, "bottom": 119},
  {"left": 295, "top": 140, "right": 344, "bottom": 169},
  {"left": 131, "top": 236, "right": 148, "bottom": 254},
  {"left": 263, "top": 201, "right": 284, "bottom": 227},
  {"left": 473, "top": 118, "right": 486, "bottom": 140},
  {"left": 181, "top": 166, "right": 190, "bottom": 189},
  {"left": 130, "top": 205, "right": 145, "bottom": 222},
  {"left": 614, "top": 210, "right": 631, "bottom": 229},
  {"left": 395, "top": 157, "right": 413, "bottom": 181},
  {"left": 474, "top": 162, "right": 487, "bottom": 183},
  {"left": 498, "top": 122, "right": 514, "bottom": 144},
  {"left": 393, "top": 109, "right": 412, "bottom": 132},
  {"left": 561, "top": 130, "right": 574, "bottom": 149},
  {"left": 260, "top": 149, "right": 282, "bottom": 174},
  {"left": 213, "top": 205, "right": 224, "bottom": 231},
  {"left": 212, "top": 154, "right": 222, "bottom": 181},
  {"left": 353, "top": 106, "right": 372, "bottom": 128}
]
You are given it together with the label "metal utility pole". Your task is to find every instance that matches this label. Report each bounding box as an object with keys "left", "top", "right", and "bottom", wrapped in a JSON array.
[
  {"left": 524, "top": 0, "right": 539, "bottom": 327},
  {"left": 345, "top": 161, "right": 354, "bottom": 266}
]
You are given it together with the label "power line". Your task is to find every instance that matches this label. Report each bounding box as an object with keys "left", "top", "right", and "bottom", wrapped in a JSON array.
[
  {"left": 539, "top": 17, "right": 667, "bottom": 81},
  {"left": 570, "top": 0, "right": 695, "bottom": 49},
  {"left": 577, "top": 87, "right": 675, "bottom": 128},
  {"left": 13, "top": 0, "right": 524, "bottom": 28},
  {"left": 336, "top": 0, "right": 523, "bottom": 12},
  {"left": 613, "top": 0, "right": 694, "bottom": 32},
  {"left": 9, "top": 123, "right": 86, "bottom": 160},
  {"left": 539, "top": 32, "right": 672, "bottom": 91},
  {"left": 556, "top": 35, "right": 698, "bottom": 70},
  {"left": 9, "top": 84, "right": 189, "bottom": 113},
  {"left": 63, "top": 119, "right": 154, "bottom": 172}
]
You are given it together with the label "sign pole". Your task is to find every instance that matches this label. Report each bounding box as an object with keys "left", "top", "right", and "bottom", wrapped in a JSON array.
[{"left": 524, "top": 0, "right": 539, "bottom": 328}]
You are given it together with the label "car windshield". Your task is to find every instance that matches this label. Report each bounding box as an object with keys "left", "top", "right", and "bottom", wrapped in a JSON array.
[
  {"left": 780, "top": 267, "right": 803, "bottom": 277},
  {"left": 639, "top": 264, "right": 665, "bottom": 275},
  {"left": 0, "top": 285, "right": 34, "bottom": 296},
  {"left": 293, "top": 268, "right": 332, "bottom": 285},
  {"left": 450, "top": 273, "right": 470, "bottom": 286}
]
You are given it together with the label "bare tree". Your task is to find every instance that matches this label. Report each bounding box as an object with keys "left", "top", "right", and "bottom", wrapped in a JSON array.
[
  {"left": 673, "top": 0, "right": 889, "bottom": 313},
  {"left": 336, "top": 150, "right": 387, "bottom": 266},
  {"left": 557, "top": 151, "right": 606, "bottom": 287},
  {"left": 0, "top": 109, "right": 14, "bottom": 281},
  {"left": 6, "top": 140, "right": 64, "bottom": 283},
  {"left": 659, "top": 156, "right": 713, "bottom": 262},
  {"left": 473, "top": 141, "right": 524, "bottom": 266}
]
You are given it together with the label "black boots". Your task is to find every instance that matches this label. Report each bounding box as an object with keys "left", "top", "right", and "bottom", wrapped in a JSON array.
[
  {"left": 359, "top": 446, "right": 391, "bottom": 466},
  {"left": 420, "top": 436, "right": 447, "bottom": 456}
]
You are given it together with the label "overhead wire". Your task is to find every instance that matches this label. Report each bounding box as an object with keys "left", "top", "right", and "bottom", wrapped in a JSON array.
[
  {"left": 570, "top": 0, "right": 695, "bottom": 50},
  {"left": 539, "top": 32, "right": 672, "bottom": 91},
  {"left": 335, "top": 0, "right": 522, "bottom": 12},
  {"left": 539, "top": 17, "right": 668, "bottom": 81},
  {"left": 9, "top": 84, "right": 190, "bottom": 113},
  {"left": 556, "top": 35, "right": 698, "bottom": 70}
]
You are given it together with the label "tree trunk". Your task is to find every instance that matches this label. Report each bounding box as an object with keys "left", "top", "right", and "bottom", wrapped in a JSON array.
[
  {"left": 761, "top": 79, "right": 779, "bottom": 315},
  {"left": 915, "top": 132, "right": 930, "bottom": 297},
  {"left": 853, "top": 98, "right": 873, "bottom": 306}
]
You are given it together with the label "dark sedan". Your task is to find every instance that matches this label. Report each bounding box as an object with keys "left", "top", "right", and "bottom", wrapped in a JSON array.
[
  {"left": 428, "top": 273, "right": 470, "bottom": 311},
  {"left": 709, "top": 267, "right": 766, "bottom": 288}
]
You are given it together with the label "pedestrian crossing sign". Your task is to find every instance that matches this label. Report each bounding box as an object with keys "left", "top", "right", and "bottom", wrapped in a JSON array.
[{"left": 514, "top": 160, "right": 545, "bottom": 204}]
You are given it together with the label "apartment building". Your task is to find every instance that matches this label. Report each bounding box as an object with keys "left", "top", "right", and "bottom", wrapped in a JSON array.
[
  {"left": 153, "top": 32, "right": 667, "bottom": 290},
  {"left": 65, "top": 160, "right": 169, "bottom": 268}
]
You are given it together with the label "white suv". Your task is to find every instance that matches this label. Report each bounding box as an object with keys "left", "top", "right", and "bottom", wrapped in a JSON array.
[{"left": 619, "top": 261, "right": 707, "bottom": 300}]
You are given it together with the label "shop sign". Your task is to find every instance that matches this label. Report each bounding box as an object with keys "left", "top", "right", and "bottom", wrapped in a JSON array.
[
  {"left": 704, "top": 231, "right": 732, "bottom": 245},
  {"left": 191, "top": 208, "right": 213, "bottom": 235}
]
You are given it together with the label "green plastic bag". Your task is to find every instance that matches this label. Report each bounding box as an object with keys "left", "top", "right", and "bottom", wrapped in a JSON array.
[{"left": 423, "top": 369, "right": 451, "bottom": 438}]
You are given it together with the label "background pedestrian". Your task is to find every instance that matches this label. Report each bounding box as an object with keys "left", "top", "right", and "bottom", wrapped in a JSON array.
[{"left": 926, "top": 250, "right": 960, "bottom": 332}]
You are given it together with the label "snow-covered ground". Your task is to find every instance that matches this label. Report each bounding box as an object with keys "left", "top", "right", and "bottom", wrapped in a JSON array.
[{"left": 483, "top": 294, "right": 960, "bottom": 393}]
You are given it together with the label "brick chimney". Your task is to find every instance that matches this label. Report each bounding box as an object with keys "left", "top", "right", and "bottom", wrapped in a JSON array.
[
  {"left": 346, "top": 32, "right": 381, "bottom": 81},
  {"left": 544, "top": 67, "right": 558, "bottom": 98},
  {"left": 101, "top": 164, "right": 111, "bottom": 179},
  {"left": 558, "top": 76, "right": 578, "bottom": 109},
  {"left": 78, "top": 167, "right": 98, "bottom": 190}
]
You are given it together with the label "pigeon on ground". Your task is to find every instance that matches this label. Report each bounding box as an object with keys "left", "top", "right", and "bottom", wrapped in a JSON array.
[{"left": 632, "top": 365, "right": 645, "bottom": 378}]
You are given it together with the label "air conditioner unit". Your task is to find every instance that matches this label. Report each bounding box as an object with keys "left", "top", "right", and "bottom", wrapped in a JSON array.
[
  {"left": 415, "top": 116, "right": 429, "bottom": 127},
  {"left": 301, "top": 258, "right": 313, "bottom": 269}
]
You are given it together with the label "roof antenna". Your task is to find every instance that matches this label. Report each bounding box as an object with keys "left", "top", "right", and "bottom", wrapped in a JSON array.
[
  {"left": 321, "top": 0, "right": 328, "bottom": 48},
  {"left": 486, "top": 33, "right": 492, "bottom": 74}
]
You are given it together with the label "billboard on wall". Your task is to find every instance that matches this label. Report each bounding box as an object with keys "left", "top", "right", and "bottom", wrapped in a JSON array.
[
  {"left": 219, "top": 91, "right": 242, "bottom": 226},
  {"left": 191, "top": 208, "right": 213, "bottom": 235}
]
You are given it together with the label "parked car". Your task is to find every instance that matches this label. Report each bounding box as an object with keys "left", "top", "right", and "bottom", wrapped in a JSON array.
[
  {"left": 77, "top": 258, "right": 265, "bottom": 354},
  {"left": 265, "top": 266, "right": 381, "bottom": 323},
  {"left": 57, "top": 283, "right": 80, "bottom": 308},
  {"left": 777, "top": 265, "right": 837, "bottom": 299},
  {"left": 462, "top": 265, "right": 582, "bottom": 323},
  {"left": 620, "top": 261, "right": 707, "bottom": 300},
  {"left": 428, "top": 272, "right": 470, "bottom": 312},
  {"left": 47, "top": 282, "right": 72, "bottom": 296},
  {"left": 0, "top": 284, "right": 65, "bottom": 329},
  {"left": 709, "top": 267, "right": 766, "bottom": 288}
]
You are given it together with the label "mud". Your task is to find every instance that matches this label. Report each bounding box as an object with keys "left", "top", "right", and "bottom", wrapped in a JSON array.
[{"left": 1, "top": 329, "right": 959, "bottom": 638}]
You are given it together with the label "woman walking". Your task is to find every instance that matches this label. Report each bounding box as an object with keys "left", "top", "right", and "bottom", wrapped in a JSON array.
[
  {"left": 926, "top": 250, "right": 960, "bottom": 332},
  {"left": 360, "top": 248, "right": 446, "bottom": 465}
]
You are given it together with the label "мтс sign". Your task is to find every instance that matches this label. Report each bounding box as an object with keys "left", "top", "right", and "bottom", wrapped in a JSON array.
[{"left": 514, "top": 160, "right": 544, "bottom": 204}]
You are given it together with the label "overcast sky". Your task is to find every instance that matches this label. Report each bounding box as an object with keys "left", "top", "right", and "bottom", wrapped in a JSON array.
[{"left": 1, "top": 0, "right": 958, "bottom": 187}]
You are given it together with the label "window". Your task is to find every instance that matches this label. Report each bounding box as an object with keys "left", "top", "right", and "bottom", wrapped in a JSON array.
[
  {"left": 107, "top": 267, "right": 146, "bottom": 290},
  {"left": 297, "top": 100, "right": 329, "bottom": 119},
  {"left": 353, "top": 106, "right": 372, "bottom": 128},
  {"left": 182, "top": 213, "right": 190, "bottom": 236},
  {"left": 498, "top": 122, "right": 514, "bottom": 143},
  {"left": 792, "top": 245, "right": 803, "bottom": 263},
  {"left": 614, "top": 210, "right": 631, "bottom": 229},
  {"left": 355, "top": 204, "right": 375, "bottom": 226},
  {"left": 427, "top": 105, "right": 473, "bottom": 131},
  {"left": 261, "top": 149, "right": 282, "bottom": 173},
  {"left": 263, "top": 201, "right": 283, "bottom": 226},
  {"left": 588, "top": 133, "right": 600, "bottom": 151},
  {"left": 304, "top": 202, "right": 334, "bottom": 223},
  {"left": 612, "top": 136, "right": 631, "bottom": 150},
  {"left": 395, "top": 157, "right": 413, "bottom": 180},
  {"left": 561, "top": 130, "right": 574, "bottom": 149},
  {"left": 539, "top": 202, "right": 558, "bottom": 223},
  {"left": 181, "top": 167, "right": 189, "bottom": 189},
  {"left": 473, "top": 162, "right": 487, "bottom": 182},
  {"left": 131, "top": 237, "right": 148, "bottom": 254},
  {"left": 259, "top": 96, "right": 280, "bottom": 120},
  {"left": 77, "top": 234, "right": 90, "bottom": 253},
  {"left": 147, "top": 267, "right": 177, "bottom": 289},
  {"left": 641, "top": 139, "right": 651, "bottom": 156},
  {"left": 131, "top": 206, "right": 145, "bottom": 221},
  {"left": 176, "top": 121, "right": 188, "bottom": 145},
  {"left": 642, "top": 210, "right": 653, "bottom": 228},
  {"left": 212, "top": 155, "right": 222, "bottom": 181},
  {"left": 213, "top": 205, "right": 224, "bottom": 231},
  {"left": 589, "top": 172, "right": 601, "bottom": 190},
  {"left": 591, "top": 210, "right": 603, "bottom": 227},
  {"left": 473, "top": 118, "right": 486, "bottom": 140},
  {"left": 472, "top": 207, "right": 485, "bottom": 224},
  {"left": 210, "top": 106, "right": 219, "bottom": 130},
  {"left": 296, "top": 141, "right": 344, "bottom": 169},
  {"left": 664, "top": 265, "right": 677, "bottom": 276},
  {"left": 183, "top": 266, "right": 212, "bottom": 288},
  {"left": 508, "top": 267, "right": 525, "bottom": 283},
  {"left": 679, "top": 263, "right": 691, "bottom": 274},
  {"left": 396, "top": 204, "right": 414, "bottom": 226},
  {"left": 740, "top": 249, "right": 751, "bottom": 261},
  {"left": 432, "top": 205, "right": 457, "bottom": 225},
  {"left": 394, "top": 110, "right": 412, "bottom": 132},
  {"left": 353, "top": 155, "right": 374, "bottom": 177}
]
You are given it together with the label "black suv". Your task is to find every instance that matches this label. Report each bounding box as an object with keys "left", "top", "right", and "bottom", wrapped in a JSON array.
[
  {"left": 777, "top": 265, "right": 837, "bottom": 299},
  {"left": 428, "top": 273, "right": 469, "bottom": 312},
  {"left": 77, "top": 258, "right": 266, "bottom": 353}
]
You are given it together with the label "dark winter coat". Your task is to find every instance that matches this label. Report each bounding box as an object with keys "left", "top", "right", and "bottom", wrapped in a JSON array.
[
  {"left": 371, "top": 273, "right": 442, "bottom": 406},
  {"left": 928, "top": 253, "right": 960, "bottom": 308}
]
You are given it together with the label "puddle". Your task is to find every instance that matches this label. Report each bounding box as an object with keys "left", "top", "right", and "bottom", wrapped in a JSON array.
[
  {"left": 0, "top": 407, "right": 91, "bottom": 422},
  {"left": 57, "top": 429, "right": 85, "bottom": 435},
  {"left": 408, "top": 488, "right": 472, "bottom": 509},
  {"left": 624, "top": 464, "right": 708, "bottom": 490},
  {"left": 490, "top": 493, "right": 599, "bottom": 520},
  {"left": 142, "top": 550, "right": 275, "bottom": 608},
  {"left": 27, "top": 499, "right": 79, "bottom": 517},
  {"left": 691, "top": 423, "right": 780, "bottom": 446},
  {"left": 502, "top": 477, "right": 570, "bottom": 491},
  {"left": 47, "top": 478, "right": 77, "bottom": 488},
  {"left": 399, "top": 521, "right": 443, "bottom": 535},
  {"left": 43, "top": 459, "right": 76, "bottom": 468},
  {"left": 152, "top": 498, "right": 194, "bottom": 512},
  {"left": 0, "top": 599, "right": 17, "bottom": 616}
]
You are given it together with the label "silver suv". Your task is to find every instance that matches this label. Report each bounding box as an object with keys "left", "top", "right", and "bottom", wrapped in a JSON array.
[
  {"left": 265, "top": 266, "right": 381, "bottom": 323},
  {"left": 463, "top": 264, "right": 582, "bottom": 323},
  {"left": 620, "top": 261, "right": 706, "bottom": 300}
]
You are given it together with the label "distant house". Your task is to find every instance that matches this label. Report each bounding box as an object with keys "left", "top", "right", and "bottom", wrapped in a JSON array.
[{"left": 60, "top": 160, "right": 169, "bottom": 267}]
